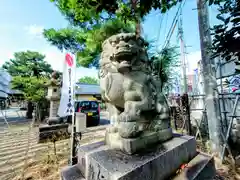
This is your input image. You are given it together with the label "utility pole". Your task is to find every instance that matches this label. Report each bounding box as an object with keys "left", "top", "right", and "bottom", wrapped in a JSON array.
[
  {"left": 178, "top": 10, "right": 192, "bottom": 136},
  {"left": 178, "top": 11, "right": 188, "bottom": 94},
  {"left": 197, "top": 0, "right": 222, "bottom": 155}
]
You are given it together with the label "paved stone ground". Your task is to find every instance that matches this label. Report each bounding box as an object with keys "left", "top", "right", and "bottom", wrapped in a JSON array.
[
  {"left": 0, "top": 124, "right": 107, "bottom": 180},
  {"left": 0, "top": 110, "right": 110, "bottom": 132},
  {"left": 0, "top": 108, "right": 109, "bottom": 179}
]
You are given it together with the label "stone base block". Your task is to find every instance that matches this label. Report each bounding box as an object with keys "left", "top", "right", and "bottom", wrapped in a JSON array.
[
  {"left": 105, "top": 128, "right": 173, "bottom": 154},
  {"left": 61, "top": 134, "right": 216, "bottom": 180},
  {"left": 38, "top": 124, "right": 69, "bottom": 143},
  {"left": 77, "top": 134, "right": 199, "bottom": 180}
]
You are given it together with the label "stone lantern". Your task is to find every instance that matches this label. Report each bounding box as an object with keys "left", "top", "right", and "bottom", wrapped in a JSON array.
[{"left": 46, "top": 71, "right": 61, "bottom": 121}]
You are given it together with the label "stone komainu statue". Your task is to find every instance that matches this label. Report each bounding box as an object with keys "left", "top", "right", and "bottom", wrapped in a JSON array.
[{"left": 99, "top": 33, "right": 172, "bottom": 153}]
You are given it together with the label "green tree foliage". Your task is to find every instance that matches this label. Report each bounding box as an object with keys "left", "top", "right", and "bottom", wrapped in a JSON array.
[
  {"left": 2, "top": 51, "right": 53, "bottom": 77},
  {"left": 44, "top": 0, "right": 137, "bottom": 68},
  {"left": 49, "top": 0, "right": 224, "bottom": 23},
  {"left": 43, "top": 28, "right": 85, "bottom": 54},
  {"left": 78, "top": 76, "right": 99, "bottom": 84},
  {"left": 49, "top": 0, "right": 180, "bottom": 24},
  {"left": 2, "top": 51, "right": 53, "bottom": 94},
  {"left": 211, "top": 0, "right": 240, "bottom": 73},
  {"left": 2, "top": 51, "right": 54, "bottom": 119},
  {"left": 150, "top": 46, "right": 180, "bottom": 92},
  {"left": 2, "top": 51, "right": 53, "bottom": 93},
  {"left": 11, "top": 76, "right": 48, "bottom": 102},
  {"left": 43, "top": 19, "right": 135, "bottom": 67}
]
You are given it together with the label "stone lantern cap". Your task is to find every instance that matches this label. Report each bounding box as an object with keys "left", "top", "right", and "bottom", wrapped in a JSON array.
[
  {"left": 45, "top": 71, "right": 61, "bottom": 100},
  {"left": 45, "top": 71, "right": 61, "bottom": 87}
]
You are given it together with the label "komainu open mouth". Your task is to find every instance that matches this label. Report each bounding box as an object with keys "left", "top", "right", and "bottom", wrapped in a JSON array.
[{"left": 115, "top": 51, "right": 133, "bottom": 62}]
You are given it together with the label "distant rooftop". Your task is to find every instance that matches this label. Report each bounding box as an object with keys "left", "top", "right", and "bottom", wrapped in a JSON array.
[{"left": 75, "top": 83, "right": 100, "bottom": 95}]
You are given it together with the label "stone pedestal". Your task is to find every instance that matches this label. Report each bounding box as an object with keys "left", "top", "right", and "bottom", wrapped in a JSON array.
[
  {"left": 46, "top": 82, "right": 61, "bottom": 122},
  {"left": 61, "top": 134, "right": 216, "bottom": 180},
  {"left": 47, "top": 96, "right": 60, "bottom": 124},
  {"left": 38, "top": 124, "right": 70, "bottom": 143},
  {"left": 49, "top": 100, "right": 60, "bottom": 117},
  {"left": 105, "top": 128, "right": 173, "bottom": 155}
]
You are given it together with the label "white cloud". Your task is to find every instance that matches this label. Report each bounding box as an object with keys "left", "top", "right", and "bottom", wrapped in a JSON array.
[
  {"left": 24, "top": 24, "right": 44, "bottom": 38},
  {"left": 0, "top": 48, "right": 14, "bottom": 67},
  {"left": 40, "top": 47, "right": 64, "bottom": 71}
]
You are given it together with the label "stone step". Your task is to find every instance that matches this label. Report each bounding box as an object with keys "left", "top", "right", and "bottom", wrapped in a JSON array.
[{"left": 173, "top": 152, "right": 215, "bottom": 180}]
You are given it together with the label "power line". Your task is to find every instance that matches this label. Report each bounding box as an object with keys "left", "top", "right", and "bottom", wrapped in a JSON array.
[
  {"left": 162, "top": 6, "right": 181, "bottom": 48},
  {"left": 156, "top": 13, "right": 165, "bottom": 46},
  {"left": 163, "top": 12, "right": 169, "bottom": 45},
  {"left": 162, "top": 0, "right": 186, "bottom": 50},
  {"left": 163, "top": 21, "right": 178, "bottom": 49}
]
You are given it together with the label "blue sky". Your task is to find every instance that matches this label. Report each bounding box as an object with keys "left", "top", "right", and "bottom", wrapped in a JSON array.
[{"left": 0, "top": 0, "right": 220, "bottom": 78}]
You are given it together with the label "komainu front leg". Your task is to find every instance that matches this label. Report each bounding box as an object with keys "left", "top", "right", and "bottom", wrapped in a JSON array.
[
  {"left": 106, "top": 103, "right": 121, "bottom": 133},
  {"left": 118, "top": 101, "right": 150, "bottom": 138},
  {"left": 151, "top": 94, "right": 171, "bottom": 131}
]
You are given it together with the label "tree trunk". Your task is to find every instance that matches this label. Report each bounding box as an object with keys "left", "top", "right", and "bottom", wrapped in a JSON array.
[
  {"left": 131, "top": 0, "right": 141, "bottom": 38},
  {"left": 35, "top": 103, "right": 40, "bottom": 123},
  {"left": 34, "top": 102, "right": 47, "bottom": 123},
  {"left": 26, "top": 101, "right": 33, "bottom": 119}
]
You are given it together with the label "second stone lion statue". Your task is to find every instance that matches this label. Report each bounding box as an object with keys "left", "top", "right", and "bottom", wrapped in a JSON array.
[{"left": 99, "top": 33, "right": 172, "bottom": 153}]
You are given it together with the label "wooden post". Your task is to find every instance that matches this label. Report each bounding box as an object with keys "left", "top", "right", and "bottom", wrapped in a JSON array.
[{"left": 181, "top": 93, "right": 192, "bottom": 135}]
